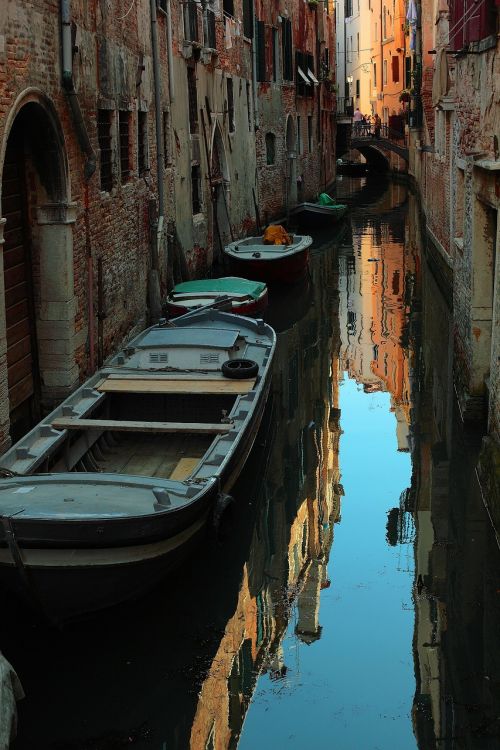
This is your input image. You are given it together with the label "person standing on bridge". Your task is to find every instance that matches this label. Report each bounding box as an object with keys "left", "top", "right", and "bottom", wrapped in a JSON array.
[
  {"left": 373, "top": 113, "right": 381, "bottom": 138},
  {"left": 353, "top": 107, "right": 363, "bottom": 134}
]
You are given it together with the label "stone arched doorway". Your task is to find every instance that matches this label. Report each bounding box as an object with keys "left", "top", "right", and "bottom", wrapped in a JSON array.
[
  {"left": 0, "top": 94, "right": 75, "bottom": 445},
  {"left": 285, "top": 116, "right": 297, "bottom": 211},
  {"left": 210, "top": 124, "right": 231, "bottom": 264}
]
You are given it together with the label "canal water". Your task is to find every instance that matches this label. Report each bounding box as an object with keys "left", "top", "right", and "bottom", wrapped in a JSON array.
[{"left": 2, "top": 176, "right": 500, "bottom": 749}]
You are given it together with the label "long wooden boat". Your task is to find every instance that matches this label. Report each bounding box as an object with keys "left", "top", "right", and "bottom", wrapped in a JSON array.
[
  {"left": 0, "top": 310, "right": 276, "bottom": 622},
  {"left": 223, "top": 234, "right": 313, "bottom": 284},
  {"left": 166, "top": 277, "right": 268, "bottom": 318},
  {"left": 290, "top": 201, "right": 348, "bottom": 229}
]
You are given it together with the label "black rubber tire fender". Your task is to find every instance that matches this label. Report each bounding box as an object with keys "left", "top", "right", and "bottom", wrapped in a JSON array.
[{"left": 221, "top": 358, "right": 259, "bottom": 379}]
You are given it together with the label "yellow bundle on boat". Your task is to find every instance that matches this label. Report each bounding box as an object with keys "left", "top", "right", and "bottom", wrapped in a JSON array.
[{"left": 263, "top": 225, "right": 293, "bottom": 245}]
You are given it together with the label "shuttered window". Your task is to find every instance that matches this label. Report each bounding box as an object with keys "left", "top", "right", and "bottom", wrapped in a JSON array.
[
  {"left": 119, "top": 111, "right": 130, "bottom": 183},
  {"left": 137, "top": 111, "right": 148, "bottom": 175},
  {"left": 98, "top": 110, "right": 113, "bottom": 192},
  {"left": 242, "top": 0, "right": 253, "bottom": 38},
  {"left": 256, "top": 20, "right": 267, "bottom": 82},
  {"left": 391, "top": 55, "right": 399, "bottom": 83},
  {"left": 282, "top": 18, "right": 293, "bottom": 81}
]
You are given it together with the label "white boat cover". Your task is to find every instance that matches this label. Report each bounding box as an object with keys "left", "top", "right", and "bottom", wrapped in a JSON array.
[{"left": 0, "top": 652, "right": 24, "bottom": 749}]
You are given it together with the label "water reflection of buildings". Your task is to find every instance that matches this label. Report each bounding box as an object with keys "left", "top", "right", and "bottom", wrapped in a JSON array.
[
  {"left": 339, "top": 183, "right": 414, "bottom": 450},
  {"left": 407, "top": 194, "right": 500, "bottom": 749},
  {"left": 190, "top": 244, "right": 342, "bottom": 749}
]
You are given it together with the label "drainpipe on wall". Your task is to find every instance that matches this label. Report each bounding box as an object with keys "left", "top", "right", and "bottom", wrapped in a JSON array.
[
  {"left": 166, "top": 0, "right": 175, "bottom": 102},
  {"left": 60, "top": 0, "right": 96, "bottom": 179},
  {"left": 251, "top": 11, "right": 259, "bottom": 130},
  {"left": 149, "top": 0, "right": 164, "bottom": 322}
]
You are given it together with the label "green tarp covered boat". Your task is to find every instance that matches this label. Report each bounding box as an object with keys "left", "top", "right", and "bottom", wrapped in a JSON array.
[
  {"left": 291, "top": 193, "right": 349, "bottom": 228},
  {"left": 166, "top": 277, "right": 268, "bottom": 317}
]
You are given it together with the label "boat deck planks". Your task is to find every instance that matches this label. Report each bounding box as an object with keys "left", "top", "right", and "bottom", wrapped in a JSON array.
[
  {"left": 52, "top": 417, "right": 232, "bottom": 434},
  {"left": 170, "top": 457, "right": 200, "bottom": 481},
  {"left": 94, "top": 434, "right": 211, "bottom": 479},
  {"left": 96, "top": 378, "right": 256, "bottom": 395}
]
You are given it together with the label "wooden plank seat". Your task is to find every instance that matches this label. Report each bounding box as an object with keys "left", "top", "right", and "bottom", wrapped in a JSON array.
[
  {"left": 96, "top": 378, "right": 256, "bottom": 395},
  {"left": 52, "top": 417, "right": 232, "bottom": 434}
]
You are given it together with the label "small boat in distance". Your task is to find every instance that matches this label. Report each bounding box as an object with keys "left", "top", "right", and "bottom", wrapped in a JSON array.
[
  {"left": 0, "top": 309, "right": 276, "bottom": 623},
  {"left": 336, "top": 160, "right": 369, "bottom": 176},
  {"left": 291, "top": 193, "right": 349, "bottom": 229},
  {"left": 224, "top": 226, "right": 313, "bottom": 284},
  {"left": 166, "top": 277, "right": 268, "bottom": 318}
]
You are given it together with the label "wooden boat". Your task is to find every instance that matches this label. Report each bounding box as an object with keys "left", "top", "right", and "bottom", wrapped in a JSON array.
[
  {"left": 0, "top": 309, "right": 276, "bottom": 622},
  {"left": 166, "top": 277, "right": 268, "bottom": 318},
  {"left": 290, "top": 199, "right": 348, "bottom": 229},
  {"left": 336, "top": 160, "right": 369, "bottom": 176},
  {"left": 224, "top": 232, "right": 313, "bottom": 284}
]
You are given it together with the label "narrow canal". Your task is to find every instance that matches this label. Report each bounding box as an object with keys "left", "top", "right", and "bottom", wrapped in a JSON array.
[{"left": 2, "top": 177, "right": 500, "bottom": 749}]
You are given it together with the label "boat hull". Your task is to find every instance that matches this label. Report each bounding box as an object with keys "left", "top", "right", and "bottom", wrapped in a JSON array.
[
  {"left": 291, "top": 203, "right": 348, "bottom": 229},
  {"left": 0, "top": 371, "right": 273, "bottom": 624},
  {"left": 167, "top": 289, "right": 268, "bottom": 318},
  {"left": 337, "top": 162, "right": 369, "bottom": 176},
  {"left": 0, "top": 513, "right": 210, "bottom": 622},
  {"left": 0, "top": 311, "right": 276, "bottom": 623},
  {"left": 228, "top": 249, "right": 309, "bottom": 284}
]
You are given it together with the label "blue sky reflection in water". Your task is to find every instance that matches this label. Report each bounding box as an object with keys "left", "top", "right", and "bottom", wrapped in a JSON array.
[
  {"left": 238, "top": 378, "right": 416, "bottom": 750},
  {"left": 239, "top": 175, "right": 416, "bottom": 749}
]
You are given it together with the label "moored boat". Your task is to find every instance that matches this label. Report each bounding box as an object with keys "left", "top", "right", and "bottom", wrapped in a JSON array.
[
  {"left": 336, "top": 160, "right": 369, "bottom": 176},
  {"left": 0, "top": 309, "right": 276, "bottom": 622},
  {"left": 290, "top": 193, "right": 348, "bottom": 229},
  {"left": 166, "top": 277, "right": 268, "bottom": 318},
  {"left": 224, "top": 227, "right": 313, "bottom": 284}
]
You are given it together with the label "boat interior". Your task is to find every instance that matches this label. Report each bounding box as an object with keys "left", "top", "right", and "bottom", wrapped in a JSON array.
[{"left": 47, "top": 391, "right": 241, "bottom": 481}]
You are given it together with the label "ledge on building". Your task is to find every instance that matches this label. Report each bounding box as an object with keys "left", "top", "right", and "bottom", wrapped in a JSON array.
[{"left": 474, "top": 159, "right": 500, "bottom": 172}]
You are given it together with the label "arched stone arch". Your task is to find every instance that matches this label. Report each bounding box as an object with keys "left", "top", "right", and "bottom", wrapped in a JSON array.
[
  {"left": 285, "top": 115, "right": 297, "bottom": 209},
  {"left": 0, "top": 90, "right": 77, "bottom": 445},
  {"left": 210, "top": 122, "right": 231, "bottom": 262}
]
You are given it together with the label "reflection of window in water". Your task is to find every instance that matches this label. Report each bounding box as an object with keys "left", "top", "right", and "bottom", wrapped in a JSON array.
[
  {"left": 392, "top": 269, "right": 400, "bottom": 295},
  {"left": 228, "top": 638, "right": 254, "bottom": 735},
  {"left": 347, "top": 310, "right": 356, "bottom": 335},
  {"left": 373, "top": 344, "right": 379, "bottom": 361},
  {"left": 301, "top": 520, "right": 308, "bottom": 558}
]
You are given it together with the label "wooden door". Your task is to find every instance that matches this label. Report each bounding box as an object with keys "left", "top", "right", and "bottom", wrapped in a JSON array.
[{"left": 2, "top": 133, "right": 38, "bottom": 435}]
